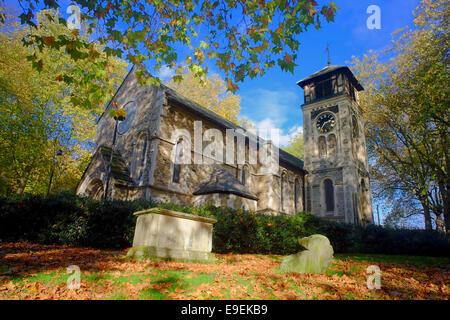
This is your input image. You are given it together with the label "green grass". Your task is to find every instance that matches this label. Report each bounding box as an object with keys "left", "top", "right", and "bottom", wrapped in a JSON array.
[
  {"left": 140, "top": 287, "right": 167, "bottom": 300},
  {"left": 108, "top": 290, "right": 129, "bottom": 300},
  {"left": 335, "top": 253, "right": 450, "bottom": 265},
  {"left": 6, "top": 271, "right": 69, "bottom": 286}
]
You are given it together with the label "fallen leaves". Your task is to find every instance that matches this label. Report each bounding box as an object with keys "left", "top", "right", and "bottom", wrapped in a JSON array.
[{"left": 0, "top": 242, "right": 448, "bottom": 300}]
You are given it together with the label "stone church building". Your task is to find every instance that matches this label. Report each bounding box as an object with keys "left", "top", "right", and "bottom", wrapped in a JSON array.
[{"left": 76, "top": 64, "right": 374, "bottom": 225}]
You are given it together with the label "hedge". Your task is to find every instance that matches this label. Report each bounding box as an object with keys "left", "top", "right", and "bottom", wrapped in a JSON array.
[{"left": 0, "top": 193, "right": 449, "bottom": 257}]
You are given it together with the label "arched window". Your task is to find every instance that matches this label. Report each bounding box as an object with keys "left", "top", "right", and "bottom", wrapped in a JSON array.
[
  {"left": 319, "top": 136, "right": 327, "bottom": 158},
  {"left": 86, "top": 179, "right": 104, "bottom": 200},
  {"left": 133, "top": 133, "right": 148, "bottom": 180},
  {"left": 327, "top": 134, "right": 337, "bottom": 156},
  {"left": 172, "top": 139, "right": 184, "bottom": 184},
  {"left": 324, "top": 179, "right": 335, "bottom": 213},
  {"left": 241, "top": 165, "right": 250, "bottom": 186},
  {"left": 360, "top": 179, "right": 368, "bottom": 218},
  {"left": 281, "top": 172, "right": 288, "bottom": 211},
  {"left": 294, "top": 178, "right": 299, "bottom": 213}
]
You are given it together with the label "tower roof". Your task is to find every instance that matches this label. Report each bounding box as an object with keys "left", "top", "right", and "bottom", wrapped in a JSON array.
[{"left": 297, "top": 65, "right": 364, "bottom": 91}]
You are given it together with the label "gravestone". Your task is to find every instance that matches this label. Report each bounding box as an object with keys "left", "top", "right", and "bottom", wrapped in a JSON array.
[
  {"left": 280, "top": 234, "right": 334, "bottom": 274},
  {"left": 127, "top": 208, "right": 217, "bottom": 262}
]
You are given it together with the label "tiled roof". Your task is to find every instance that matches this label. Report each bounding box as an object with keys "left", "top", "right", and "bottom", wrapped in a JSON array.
[
  {"left": 297, "top": 65, "right": 364, "bottom": 91},
  {"left": 163, "top": 84, "right": 304, "bottom": 172}
]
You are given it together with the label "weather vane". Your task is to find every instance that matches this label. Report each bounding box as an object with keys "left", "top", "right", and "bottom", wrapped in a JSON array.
[{"left": 325, "top": 43, "right": 331, "bottom": 66}]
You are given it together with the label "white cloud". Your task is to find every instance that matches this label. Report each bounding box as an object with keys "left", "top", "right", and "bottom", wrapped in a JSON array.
[
  {"left": 248, "top": 118, "right": 303, "bottom": 148},
  {"left": 242, "top": 88, "right": 302, "bottom": 147},
  {"left": 241, "top": 88, "right": 299, "bottom": 128},
  {"left": 158, "top": 65, "right": 175, "bottom": 82}
]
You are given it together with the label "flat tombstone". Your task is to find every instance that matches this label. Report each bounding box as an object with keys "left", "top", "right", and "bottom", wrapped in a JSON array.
[
  {"left": 127, "top": 208, "right": 217, "bottom": 262},
  {"left": 280, "top": 234, "right": 334, "bottom": 274}
]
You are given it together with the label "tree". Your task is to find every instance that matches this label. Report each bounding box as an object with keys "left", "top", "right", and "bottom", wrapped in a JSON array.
[
  {"left": 0, "top": 8, "right": 128, "bottom": 196},
  {"left": 16, "top": 0, "right": 338, "bottom": 112},
  {"left": 166, "top": 68, "right": 250, "bottom": 127},
  {"left": 283, "top": 132, "right": 304, "bottom": 159},
  {"left": 351, "top": 0, "right": 449, "bottom": 232}
]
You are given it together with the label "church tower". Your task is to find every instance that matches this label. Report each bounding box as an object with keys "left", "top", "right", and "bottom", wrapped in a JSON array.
[{"left": 297, "top": 65, "right": 373, "bottom": 225}]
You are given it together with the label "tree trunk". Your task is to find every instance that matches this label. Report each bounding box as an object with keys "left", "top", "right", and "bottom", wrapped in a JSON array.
[
  {"left": 435, "top": 214, "right": 444, "bottom": 233},
  {"left": 421, "top": 200, "right": 433, "bottom": 231},
  {"left": 15, "top": 177, "right": 28, "bottom": 195},
  {"left": 440, "top": 181, "right": 450, "bottom": 234}
]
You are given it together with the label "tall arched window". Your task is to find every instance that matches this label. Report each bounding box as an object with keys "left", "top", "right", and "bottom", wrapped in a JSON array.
[
  {"left": 281, "top": 172, "right": 288, "bottom": 211},
  {"left": 294, "top": 178, "right": 299, "bottom": 213},
  {"left": 133, "top": 133, "right": 148, "bottom": 180},
  {"left": 172, "top": 139, "right": 184, "bottom": 184},
  {"left": 327, "top": 134, "right": 337, "bottom": 156},
  {"left": 360, "top": 179, "right": 368, "bottom": 219},
  {"left": 319, "top": 136, "right": 327, "bottom": 158},
  {"left": 324, "top": 179, "right": 335, "bottom": 213},
  {"left": 241, "top": 165, "right": 250, "bottom": 186}
]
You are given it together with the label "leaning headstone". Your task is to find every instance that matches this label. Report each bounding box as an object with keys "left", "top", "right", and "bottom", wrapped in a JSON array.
[
  {"left": 280, "top": 234, "right": 334, "bottom": 274},
  {"left": 127, "top": 208, "right": 217, "bottom": 263}
]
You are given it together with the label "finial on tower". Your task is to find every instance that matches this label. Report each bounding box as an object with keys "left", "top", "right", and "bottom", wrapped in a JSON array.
[{"left": 325, "top": 43, "right": 331, "bottom": 66}]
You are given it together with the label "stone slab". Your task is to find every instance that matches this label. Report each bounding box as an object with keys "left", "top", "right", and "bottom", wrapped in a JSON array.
[{"left": 128, "top": 208, "right": 217, "bottom": 262}]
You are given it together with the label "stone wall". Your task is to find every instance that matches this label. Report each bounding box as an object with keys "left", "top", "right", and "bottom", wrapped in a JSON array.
[
  {"left": 302, "top": 93, "right": 373, "bottom": 224},
  {"left": 153, "top": 100, "right": 305, "bottom": 215},
  {"left": 78, "top": 68, "right": 306, "bottom": 216},
  {"left": 78, "top": 67, "right": 166, "bottom": 200}
]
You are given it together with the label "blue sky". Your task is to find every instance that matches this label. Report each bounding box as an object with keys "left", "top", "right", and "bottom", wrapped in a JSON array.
[
  {"left": 236, "top": 0, "right": 422, "bottom": 146},
  {"left": 158, "top": 0, "right": 422, "bottom": 146},
  {"left": 9, "top": 0, "right": 422, "bottom": 146}
]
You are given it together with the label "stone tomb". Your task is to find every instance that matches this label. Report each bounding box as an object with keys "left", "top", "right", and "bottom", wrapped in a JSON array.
[{"left": 127, "top": 208, "right": 217, "bottom": 262}]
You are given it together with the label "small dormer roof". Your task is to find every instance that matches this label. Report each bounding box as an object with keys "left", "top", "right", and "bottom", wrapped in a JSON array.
[{"left": 193, "top": 168, "right": 259, "bottom": 201}]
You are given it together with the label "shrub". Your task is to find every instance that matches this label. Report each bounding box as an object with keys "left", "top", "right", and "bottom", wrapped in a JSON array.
[
  {"left": 0, "top": 192, "right": 155, "bottom": 248},
  {"left": 0, "top": 193, "right": 449, "bottom": 257}
]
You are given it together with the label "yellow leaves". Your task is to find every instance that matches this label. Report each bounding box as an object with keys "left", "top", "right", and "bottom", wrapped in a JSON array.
[
  {"left": 116, "top": 108, "right": 127, "bottom": 119},
  {"left": 194, "top": 49, "right": 205, "bottom": 62},
  {"left": 166, "top": 69, "right": 243, "bottom": 125},
  {"left": 42, "top": 36, "right": 55, "bottom": 46}
]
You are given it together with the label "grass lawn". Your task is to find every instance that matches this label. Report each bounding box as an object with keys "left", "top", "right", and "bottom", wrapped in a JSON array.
[{"left": 0, "top": 242, "right": 448, "bottom": 300}]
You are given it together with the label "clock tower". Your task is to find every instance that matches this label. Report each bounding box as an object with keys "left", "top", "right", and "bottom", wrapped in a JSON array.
[{"left": 297, "top": 65, "right": 373, "bottom": 225}]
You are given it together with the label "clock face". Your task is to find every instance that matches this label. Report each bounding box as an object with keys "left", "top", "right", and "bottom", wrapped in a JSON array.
[
  {"left": 316, "top": 113, "right": 336, "bottom": 134},
  {"left": 117, "top": 101, "right": 137, "bottom": 135}
]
